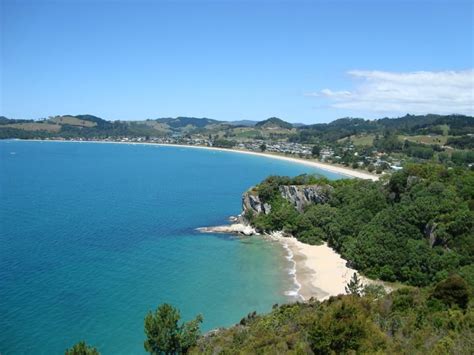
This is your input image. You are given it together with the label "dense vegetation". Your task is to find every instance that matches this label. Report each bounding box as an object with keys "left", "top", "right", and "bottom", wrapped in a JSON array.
[
  {"left": 247, "top": 165, "right": 474, "bottom": 286},
  {"left": 65, "top": 341, "right": 99, "bottom": 355},
  {"left": 144, "top": 304, "right": 203, "bottom": 354},
  {"left": 191, "top": 275, "right": 473, "bottom": 354},
  {"left": 67, "top": 273, "right": 473, "bottom": 354}
]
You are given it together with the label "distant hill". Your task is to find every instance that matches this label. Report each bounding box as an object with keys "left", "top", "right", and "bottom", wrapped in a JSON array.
[
  {"left": 1, "top": 113, "right": 473, "bottom": 143},
  {"left": 292, "top": 122, "right": 306, "bottom": 128},
  {"left": 227, "top": 120, "right": 258, "bottom": 127},
  {"left": 255, "top": 117, "right": 293, "bottom": 130},
  {"left": 154, "top": 117, "right": 222, "bottom": 129},
  {"left": 48, "top": 115, "right": 98, "bottom": 128},
  {"left": 291, "top": 114, "right": 474, "bottom": 143}
]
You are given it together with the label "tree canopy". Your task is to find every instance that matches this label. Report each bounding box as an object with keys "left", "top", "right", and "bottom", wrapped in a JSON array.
[{"left": 144, "top": 303, "right": 203, "bottom": 355}]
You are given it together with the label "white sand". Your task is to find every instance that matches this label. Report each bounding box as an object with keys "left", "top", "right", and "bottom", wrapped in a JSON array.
[
  {"left": 274, "top": 235, "right": 371, "bottom": 301},
  {"left": 28, "top": 140, "right": 379, "bottom": 181}
]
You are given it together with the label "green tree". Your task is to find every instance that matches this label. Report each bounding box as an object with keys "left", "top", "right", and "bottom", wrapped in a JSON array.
[
  {"left": 144, "top": 303, "right": 203, "bottom": 355},
  {"left": 259, "top": 143, "right": 267, "bottom": 152},
  {"left": 363, "top": 284, "right": 386, "bottom": 299},
  {"left": 345, "top": 273, "right": 364, "bottom": 296},
  {"left": 431, "top": 274, "right": 470, "bottom": 310},
  {"left": 65, "top": 341, "right": 99, "bottom": 355},
  {"left": 312, "top": 145, "right": 321, "bottom": 157},
  {"left": 309, "top": 298, "right": 386, "bottom": 354}
]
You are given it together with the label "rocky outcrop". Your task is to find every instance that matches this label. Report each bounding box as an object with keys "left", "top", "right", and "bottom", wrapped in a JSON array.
[
  {"left": 279, "top": 185, "right": 333, "bottom": 212},
  {"left": 242, "top": 184, "right": 333, "bottom": 216},
  {"left": 242, "top": 193, "right": 272, "bottom": 215},
  {"left": 197, "top": 223, "right": 257, "bottom": 236},
  {"left": 199, "top": 184, "right": 333, "bottom": 237}
]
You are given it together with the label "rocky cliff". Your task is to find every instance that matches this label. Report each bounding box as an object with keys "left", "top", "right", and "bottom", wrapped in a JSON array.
[
  {"left": 242, "top": 184, "right": 333, "bottom": 217},
  {"left": 242, "top": 192, "right": 272, "bottom": 215},
  {"left": 279, "top": 185, "right": 332, "bottom": 212}
]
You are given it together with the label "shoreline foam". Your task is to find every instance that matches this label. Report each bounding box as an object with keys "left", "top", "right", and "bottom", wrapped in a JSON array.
[
  {"left": 272, "top": 235, "right": 377, "bottom": 301},
  {"left": 279, "top": 237, "right": 303, "bottom": 300}
]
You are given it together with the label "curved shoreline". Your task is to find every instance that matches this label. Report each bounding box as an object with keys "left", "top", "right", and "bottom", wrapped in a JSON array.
[
  {"left": 18, "top": 139, "right": 379, "bottom": 181},
  {"left": 157, "top": 143, "right": 379, "bottom": 181},
  {"left": 17, "top": 138, "right": 379, "bottom": 301}
]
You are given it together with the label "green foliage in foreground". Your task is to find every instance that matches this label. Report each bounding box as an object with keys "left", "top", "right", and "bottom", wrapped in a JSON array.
[
  {"left": 190, "top": 275, "right": 474, "bottom": 354},
  {"left": 65, "top": 341, "right": 99, "bottom": 355},
  {"left": 144, "top": 303, "right": 203, "bottom": 355},
  {"left": 248, "top": 164, "right": 474, "bottom": 287},
  {"left": 67, "top": 275, "right": 473, "bottom": 354}
]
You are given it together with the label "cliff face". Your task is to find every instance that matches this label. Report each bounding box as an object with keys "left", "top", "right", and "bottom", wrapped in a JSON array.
[
  {"left": 242, "top": 193, "right": 272, "bottom": 215},
  {"left": 279, "top": 185, "right": 332, "bottom": 212},
  {"left": 242, "top": 184, "right": 332, "bottom": 217}
]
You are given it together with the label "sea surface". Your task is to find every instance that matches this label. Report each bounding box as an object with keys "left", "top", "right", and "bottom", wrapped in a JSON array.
[{"left": 0, "top": 140, "right": 342, "bottom": 354}]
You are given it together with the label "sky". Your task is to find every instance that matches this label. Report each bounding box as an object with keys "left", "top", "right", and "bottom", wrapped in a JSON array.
[{"left": 1, "top": 0, "right": 473, "bottom": 124}]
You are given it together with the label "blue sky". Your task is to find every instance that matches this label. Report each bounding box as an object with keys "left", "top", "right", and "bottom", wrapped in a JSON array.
[{"left": 1, "top": 0, "right": 473, "bottom": 123}]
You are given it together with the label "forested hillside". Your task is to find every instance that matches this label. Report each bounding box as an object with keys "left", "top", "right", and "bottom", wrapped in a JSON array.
[
  {"left": 290, "top": 114, "right": 474, "bottom": 143},
  {"left": 246, "top": 165, "right": 474, "bottom": 286}
]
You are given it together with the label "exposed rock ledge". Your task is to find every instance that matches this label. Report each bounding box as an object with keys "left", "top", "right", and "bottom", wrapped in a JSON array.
[
  {"left": 198, "top": 183, "right": 332, "bottom": 236},
  {"left": 196, "top": 223, "right": 258, "bottom": 236}
]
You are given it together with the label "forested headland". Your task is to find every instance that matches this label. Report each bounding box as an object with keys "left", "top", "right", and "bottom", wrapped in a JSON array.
[{"left": 246, "top": 164, "right": 473, "bottom": 287}]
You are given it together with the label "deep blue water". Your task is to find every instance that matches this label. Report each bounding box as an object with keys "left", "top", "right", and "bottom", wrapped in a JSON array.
[{"left": 0, "top": 140, "right": 341, "bottom": 354}]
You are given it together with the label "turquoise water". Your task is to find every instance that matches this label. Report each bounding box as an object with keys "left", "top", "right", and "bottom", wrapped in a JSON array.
[{"left": 0, "top": 140, "right": 341, "bottom": 354}]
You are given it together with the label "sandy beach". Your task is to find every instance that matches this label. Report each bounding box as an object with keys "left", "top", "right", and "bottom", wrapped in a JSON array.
[{"left": 273, "top": 234, "right": 372, "bottom": 301}]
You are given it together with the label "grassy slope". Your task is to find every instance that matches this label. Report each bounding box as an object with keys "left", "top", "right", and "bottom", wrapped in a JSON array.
[
  {"left": 2, "top": 122, "right": 61, "bottom": 132},
  {"left": 49, "top": 116, "right": 97, "bottom": 127}
]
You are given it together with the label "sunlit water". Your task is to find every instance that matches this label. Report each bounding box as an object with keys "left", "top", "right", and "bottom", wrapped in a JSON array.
[{"left": 0, "top": 140, "right": 341, "bottom": 354}]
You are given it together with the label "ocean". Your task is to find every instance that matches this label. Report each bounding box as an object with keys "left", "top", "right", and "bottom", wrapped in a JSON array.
[{"left": 0, "top": 140, "right": 342, "bottom": 354}]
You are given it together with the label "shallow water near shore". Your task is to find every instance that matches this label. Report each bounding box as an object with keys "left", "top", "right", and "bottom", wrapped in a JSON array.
[{"left": 0, "top": 140, "right": 342, "bottom": 354}]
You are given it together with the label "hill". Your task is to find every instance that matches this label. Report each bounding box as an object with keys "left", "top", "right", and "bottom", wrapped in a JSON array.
[
  {"left": 292, "top": 114, "right": 474, "bottom": 143},
  {"left": 255, "top": 117, "right": 294, "bottom": 130},
  {"left": 154, "top": 116, "right": 222, "bottom": 129},
  {"left": 227, "top": 120, "right": 258, "bottom": 127}
]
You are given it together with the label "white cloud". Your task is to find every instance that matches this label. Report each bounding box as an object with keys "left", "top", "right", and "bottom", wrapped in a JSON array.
[{"left": 307, "top": 69, "right": 474, "bottom": 115}]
